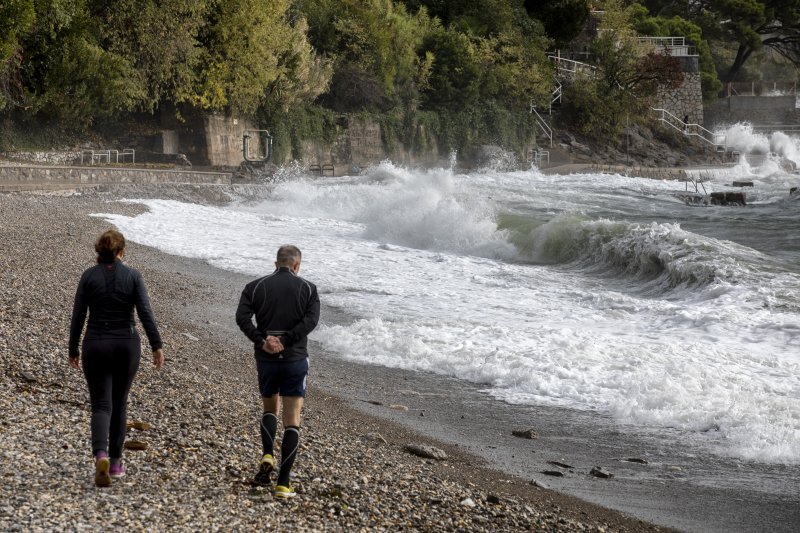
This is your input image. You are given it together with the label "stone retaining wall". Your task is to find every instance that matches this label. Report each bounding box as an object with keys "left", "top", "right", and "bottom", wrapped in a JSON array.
[
  {"left": 543, "top": 163, "right": 697, "bottom": 180},
  {"left": 0, "top": 151, "right": 81, "bottom": 165},
  {"left": 658, "top": 73, "right": 704, "bottom": 125},
  {"left": 0, "top": 165, "right": 231, "bottom": 186}
]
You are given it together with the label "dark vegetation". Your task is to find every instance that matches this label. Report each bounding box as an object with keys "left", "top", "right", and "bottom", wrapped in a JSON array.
[{"left": 0, "top": 0, "right": 797, "bottom": 155}]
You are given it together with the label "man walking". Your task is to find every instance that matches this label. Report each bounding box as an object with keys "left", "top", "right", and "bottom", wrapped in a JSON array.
[{"left": 235, "top": 245, "right": 320, "bottom": 498}]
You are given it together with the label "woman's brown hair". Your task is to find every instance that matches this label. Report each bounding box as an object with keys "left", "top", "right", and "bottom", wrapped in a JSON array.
[{"left": 95, "top": 230, "right": 126, "bottom": 263}]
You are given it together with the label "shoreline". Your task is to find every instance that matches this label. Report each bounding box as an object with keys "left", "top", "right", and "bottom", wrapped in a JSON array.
[
  {"left": 2, "top": 187, "right": 798, "bottom": 531},
  {"left": 0, "top": 190, "right": 668, "bottom": 531}
]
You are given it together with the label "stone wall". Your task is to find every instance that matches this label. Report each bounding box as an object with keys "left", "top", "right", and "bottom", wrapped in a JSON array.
[
  {"left": 203, "top": 115, "right": 259, "bottom": 168},
  {"left": 154, "top": 112, "right": 260, "bottom": 168},
  {"left": 704, "top": 95, "right": 798, "bottom": 128},
  {"left": 658, "top": 72, "right": 704, "bottom": 125},
  {"left": 0, "top": 151, "right": 81, "bottom": 165},
  {"left": 0, "top": 165, "right": 231, "bottom": 186},
  {"left": 298, "top": 115, "right": 442, "bottom": 175}
]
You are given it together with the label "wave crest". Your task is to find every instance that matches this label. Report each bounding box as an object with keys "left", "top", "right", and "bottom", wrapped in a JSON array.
[{"left": 515, "top": 215, "right": 730, "bottom": 291}]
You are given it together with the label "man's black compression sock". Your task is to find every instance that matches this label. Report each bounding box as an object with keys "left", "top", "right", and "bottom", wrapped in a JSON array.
[
  {"left": 260, "top": 412, "right": 278, "bottom": 456},
  {"left": 277, "top": 426, "right": 300, "bottom": 486}
]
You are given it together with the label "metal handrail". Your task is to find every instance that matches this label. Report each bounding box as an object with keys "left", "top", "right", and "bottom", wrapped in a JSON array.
[
  {"left": 530, "top": 104, "right": 553, "bottom": 147},
  {"left": 243, "top": 130, "right": 273, "bottom": 163},
  {"left": 120, "top": 149, "right": 135, "bottom": 164},
  {"left": 551, "top": 78, "right": 562, "bottom": 113},
  {"left": 548, "top": 55, "right": 597, "bottom": 77},
  {"left": 637, "top": 36, "right": 685, "bottom": 46},
  {"left": 652, "top": 108, "right": 724, "bottom": 147}
]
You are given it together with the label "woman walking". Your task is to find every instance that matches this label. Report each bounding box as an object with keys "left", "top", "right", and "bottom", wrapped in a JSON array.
[{"left": 68, "top": 230, "right": 164, "bottom": 487}]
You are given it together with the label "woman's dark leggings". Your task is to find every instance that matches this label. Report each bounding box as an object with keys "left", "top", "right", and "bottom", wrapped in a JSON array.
[{"left": 82, "top": 336, "right": 141, "bottom": 458}]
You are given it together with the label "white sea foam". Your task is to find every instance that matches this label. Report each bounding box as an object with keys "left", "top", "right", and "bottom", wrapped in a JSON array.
[{"left": 95, "top": 162, "right": 800, "bottom": 464}]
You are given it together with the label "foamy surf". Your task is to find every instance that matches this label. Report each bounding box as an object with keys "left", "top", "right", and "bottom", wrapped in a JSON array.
[{"left": 95, "top": 160, "right": 800, "bottom": 464}]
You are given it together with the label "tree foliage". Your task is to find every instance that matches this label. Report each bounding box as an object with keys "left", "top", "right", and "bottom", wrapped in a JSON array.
[
  {"left": 630, "top": 5, "right": 722, "bottom": 100},
  {"left": 562, "top": 0, "right": 682, "bottom": 138},
  {"left": 8, "top": 0, "right": 329, "bottom": 127},
  {"left": 187, "top": 0, "right": 331, "bottom": 115},
  {"left": 0, "top": 0, "right": 736, "bottom": 150},
  {"left": 297, "top": 0, "right": 434, "bottom": 112},
  {"left": 643, "top": 0, "right": 800, "bottom": 81},
  {"left": 0, "top": 0, "right": 35, "bottom": 110},
  {"left": 523, "top": 0, "right": 590, "bottom": 46},
  {"left": 90, "top": 0, "right": 204, "bottom": 113}
]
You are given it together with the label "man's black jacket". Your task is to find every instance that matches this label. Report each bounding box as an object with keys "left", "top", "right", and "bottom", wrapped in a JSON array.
[{"left": 235, "top": 267, "right": 320, "bottom": 361}]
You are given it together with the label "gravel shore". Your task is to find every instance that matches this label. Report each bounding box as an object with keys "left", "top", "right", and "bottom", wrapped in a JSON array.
[{"left": 0, "top": 189, "right": 673, "bottom": 531}]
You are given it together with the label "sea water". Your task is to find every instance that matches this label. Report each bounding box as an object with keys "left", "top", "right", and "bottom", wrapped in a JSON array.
[{"left": 95, "top": 151, "right": 800, "bottom": 467}]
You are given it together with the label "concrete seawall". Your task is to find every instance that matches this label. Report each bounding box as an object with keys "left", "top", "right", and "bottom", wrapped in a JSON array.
[
  {"left": 542, "top": 163, "right": 691, "bottom": 180},
  {"left": 0, "top": 164, "right": 231, "bottom": 192}
]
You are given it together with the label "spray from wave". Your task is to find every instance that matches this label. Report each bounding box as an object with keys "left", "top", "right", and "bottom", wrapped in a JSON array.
[
  {"left": 260, "top": 161, "right": 517, "bottom": 258},
  {"left": 257, "top": 161, "right": 779, "bottom": 296},
  {"left": 721, "top": 123, "right": 800, "bottom": 168}
]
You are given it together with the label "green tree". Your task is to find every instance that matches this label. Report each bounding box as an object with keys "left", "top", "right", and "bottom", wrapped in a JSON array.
[
  {"left": 643, "top": 0, "right": 800, "bottom": 82},
  {"left": 297, "top": 0, "right": 434, "bottom": 112},
  {"left": 421, "top": 28, "right": 480, "bottom": 109},
  {"left": 89, "top": 0, "right": 206, "bottom": 113},
  {"left": 523, "top": 0, "right": 590, "bottom": 47},
  {"left": 18, "top": 0, "right": 144, "bottom": 127},
  {"left": 562, "top": 0, "right": 682, "bottom": 138},
  {"left": 0, "top": 0, "right": 35, "bottom": 110},
  {"left": 400, "top": 0, "right": 523, "bottom": 37},
  {"left": 630, "top": 5, "right": 722, "bottom": 100}
]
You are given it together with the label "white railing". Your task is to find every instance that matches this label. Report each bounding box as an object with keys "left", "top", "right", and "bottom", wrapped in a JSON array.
[
  {"left": 80, "top": 149, "right": 135, "bottom": 165},
  {"left": 120, "top": 149, "right": 135, "bottom": 164},
  {"left": 637, "top": 37, "right": 696, "bottom": 57},
  {"left": 652, "top": 108, "right": 724, "bottom": 147},
  {"left": 531, "top": 148, "right": 549, "bottom": 166},
  {"left": 551, "top": 77, "right": 562, "bottom": 113},
  {"left": 637, "top": 36, "right": 685, "bottom": 47},
  {"left": 548, "top": 55, "right": 597, "bottom": 77},
  {"left": 529, "top": 104, "right": 553, "bottom": 147}
]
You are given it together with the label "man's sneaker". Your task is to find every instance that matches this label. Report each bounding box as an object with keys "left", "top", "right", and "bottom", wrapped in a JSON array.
[
  {"left": 94, "top": 453, "right": 111, "bottom": 487},
  {"left": 253, "top": 454, "right": 274, "bottom": 485},
  {"left": 273, "top": 484, "right": 296, "bottom": 499},
  {"left": 109, "top": 463, "right": 126, "bottom": 478}
]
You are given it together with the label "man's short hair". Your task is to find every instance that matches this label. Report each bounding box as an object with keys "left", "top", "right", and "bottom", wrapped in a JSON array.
[{"left": 276, "top": 245, "right": 302, "bottom": 266}]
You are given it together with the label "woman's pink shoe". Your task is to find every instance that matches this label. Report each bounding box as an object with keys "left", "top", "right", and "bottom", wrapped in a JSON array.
[{"left": 109, "top": 462, "right": 126, "bottom": 478}]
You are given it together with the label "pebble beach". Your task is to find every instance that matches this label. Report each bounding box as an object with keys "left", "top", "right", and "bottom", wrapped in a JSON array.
[{"left": 0, "top": 189, "right": 667, "bottom": 531}]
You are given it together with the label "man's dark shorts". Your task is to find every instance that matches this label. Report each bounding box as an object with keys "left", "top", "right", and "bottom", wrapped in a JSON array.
[{"left": 256, "top": 358, "right": 309, "bottom": 397}]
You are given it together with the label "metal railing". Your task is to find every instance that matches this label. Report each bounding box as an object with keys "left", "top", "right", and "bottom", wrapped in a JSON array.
[
  {"left": 243, "top": 130, "right": 273, "bottom": 163},
  {"left": 528, "top": 148, "right": 550, "bottom": 167},
  {"left": 308, "top": 163, "right": 335, "bottom": 177},
  {"left": 529, "top": 104, "right": 553, "bottom": 147},
  {"left": 637, "top": 36, "right": 685, "bottom": 47},
  {"left": 80, "top": 149, "right": 135, "bottom": 165},
  {"left": 551, "top": 77, "right": 562, "bottom": 113},
  {"left": 724, "top": 81, "right": 797, "bottom": 97},
  {"left": 548, "top": 55, "right": 597, "bottom": 77},
  {"left": 636, "top": 37, "right": 696, "bottom": 57},
  {"left": 652, "top": 108, "right": 724, "bottom": 147}
]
